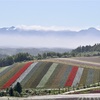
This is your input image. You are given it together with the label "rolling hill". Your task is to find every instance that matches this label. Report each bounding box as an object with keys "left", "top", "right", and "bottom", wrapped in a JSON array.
[{"left": 0, "top": 57, "right": 100, "bottom": 90}]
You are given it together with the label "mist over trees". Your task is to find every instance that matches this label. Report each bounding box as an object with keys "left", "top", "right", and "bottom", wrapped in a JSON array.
[{"left": 0, "top": 43, "right": 100, "bottom": 67}]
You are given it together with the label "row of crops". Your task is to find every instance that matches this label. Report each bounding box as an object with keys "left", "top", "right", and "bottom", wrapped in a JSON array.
[{"left": 0, "top": 61, "right": 100, "bottom": 89}]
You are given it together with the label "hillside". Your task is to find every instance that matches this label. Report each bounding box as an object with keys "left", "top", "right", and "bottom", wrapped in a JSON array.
[{"left": 0, "top": 57, "right": 100, "bottom": 89}]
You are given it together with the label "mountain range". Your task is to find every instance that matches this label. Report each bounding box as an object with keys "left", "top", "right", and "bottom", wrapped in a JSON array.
[
  {"left": 0, "top": 26, "right": 100, "bottom": 49},
  {"left": 0, "top": 26, "right": 100, "bottom": 36}
]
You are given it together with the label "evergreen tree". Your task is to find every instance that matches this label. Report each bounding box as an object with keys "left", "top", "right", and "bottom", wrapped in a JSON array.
[
  {"left": 9, "top": 87, "right": 14, "bottom": 96},
  {"left": 43, "top": 53, "right": 47, "bottom": 59},
  {"left": 37, "top": 53, "right": 42, "bottom": 59},
  {"left": 14, "top": 82, "right": 22, "bottom": 94}
]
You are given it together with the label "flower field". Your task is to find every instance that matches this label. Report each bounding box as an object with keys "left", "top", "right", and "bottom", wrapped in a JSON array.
[
  {"left": 0, "top": 66, "right": 8, "bottom": 73},
  {"left": 64, "top": 66, "right": 78, "bottom": 87},
  {"left": 0, "top": 60, "right": 100, "bottom": 89},
  {"left": 1, "top": 62, "right": 33, "bottom": 89},
  {"left": 0, "top": 63, "right": 25, "bottom": 88}
]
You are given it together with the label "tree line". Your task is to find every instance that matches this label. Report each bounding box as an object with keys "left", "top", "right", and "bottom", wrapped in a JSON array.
[
  {"left": 0, "top": 53, "right": 33, "bottom": 67},
  {"left": 37, "top": 52, "right": 72, "bottom": 59},
  {"left": 0, "top": 52, "right": 73, "bottom": 67},
  {"left": 72, "top": 43, "right": 100, "bottom": 53}
]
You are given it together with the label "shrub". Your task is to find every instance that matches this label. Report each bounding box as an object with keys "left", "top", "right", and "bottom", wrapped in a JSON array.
[{"left": 14, "top": 91, "right": 20, "bottom": 97}]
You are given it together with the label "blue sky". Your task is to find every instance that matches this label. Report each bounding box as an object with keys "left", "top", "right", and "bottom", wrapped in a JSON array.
[{"left": 0, "top": 0, "right": 100, "bottom": 29}]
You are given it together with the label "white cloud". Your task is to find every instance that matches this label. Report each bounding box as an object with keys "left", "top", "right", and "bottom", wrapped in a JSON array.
[
  {"left": 96, "top": 26, "right": 100, "bottom": 30},
  {"left": 16, "top": 25, "right": 82, "bottom": 31}
]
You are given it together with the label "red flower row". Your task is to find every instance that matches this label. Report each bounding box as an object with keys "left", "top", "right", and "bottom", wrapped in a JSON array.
[
  {"left": 65, "top": 66, "right": 78, "bottom": 87},
  {"left": 2, "top": 62, "right": 33, "bottom": 89}
]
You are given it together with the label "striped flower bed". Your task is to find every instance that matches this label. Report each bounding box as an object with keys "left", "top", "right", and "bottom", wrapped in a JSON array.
[
  {"left": 31, "top": 62, "right": 53, "bottom": 88},
  {"left": 86, "top": 69, "right": 94, "bottom": 85},
  {"left": 59, "top": 65, "right": 72, "bottom": 88},
  {"left": 1, "top": 61, "right": 100, "bottom": 89},
  {"left": 98, "top": 71, "right": 100, "bottom": 82},
  {"left": 72, "top": 67, "right": 84, "bottom": 87},
  {"left": 37, "top": 63, "right": 58, "bottom": 88},
  {"left": 0, "top": 63, "right": 24, "bottom": 88},
  {"left": 0, "top": 66, "right": 8, "bottom": 73},
  {"left": 0, "top": 64, "right": 16, "bottom": 77},
  {"left": 44, "top": 64, "right": 61, "bottom": 88},
  {"left": 2, "top": 62, "right": 33, "bottom": 89},
  {"left": 65, "top": 66, "right": 78, "bottom": 87},
  {"left": 21, "top": 62, "right": 42, "bottom": 87},
  {"left": 79, "top": 68, "right": 89, "bottom": 86},
  {"left": 50, "top": 64, "right": 67, "bottom": 88},
  {"left": 12, "top": 62, "right": 38, "bottom": 88},
  {"left": 93, "top": 70, "right": 100, "bottom": 84},
  {"left": 23, "top": 62, "right": 48, "bottom": 88},
  {"left": 97, "top": 70, "right": 100, "bottom": 82}
]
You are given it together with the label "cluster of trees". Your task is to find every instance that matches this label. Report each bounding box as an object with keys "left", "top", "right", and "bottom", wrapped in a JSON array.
[
  {"left": 37, "top": 52, "right": 72, "bottom": 59},
  {"left": 0, "top": 82, "right": 22, "bottom": 97},
  {"left": 0, "top": 53, "right": 33, "bottom": 67},
  {"left": 71, "top": 43, "right": 100, "bottom": 57},
  {"left": 9, "top": 82, "right": 22, "bottom": 96},
  {"left": 73, "top": 43, "right": 100, "bottom": 53}
]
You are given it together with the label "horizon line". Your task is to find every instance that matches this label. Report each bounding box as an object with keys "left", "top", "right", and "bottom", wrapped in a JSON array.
[{"left": 0, "top": 25, "right": 100, "bottom": 31}]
